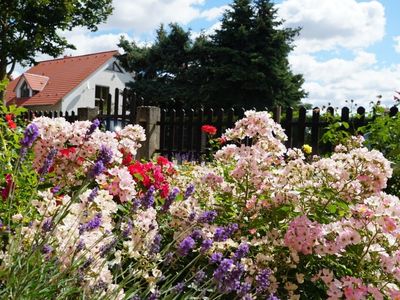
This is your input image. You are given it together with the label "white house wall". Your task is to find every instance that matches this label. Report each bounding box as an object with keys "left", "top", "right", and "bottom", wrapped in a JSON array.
[
  {"left": 26, "top": 103, "right": 62, "bottom": 112},
  {"left": 61, "top": 57, "right": 133, "bottom": 113}
]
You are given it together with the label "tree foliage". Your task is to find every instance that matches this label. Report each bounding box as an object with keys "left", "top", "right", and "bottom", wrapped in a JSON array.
[
  {"left": 119, "top": 0, "right": 306, "bottom": 109},
  {"left": 0, "top": 0, "right": 113, "bottom": 80}
]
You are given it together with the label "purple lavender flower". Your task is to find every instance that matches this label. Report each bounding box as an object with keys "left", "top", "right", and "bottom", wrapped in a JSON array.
[
  {"left": 255, "top": 269, "right": 272, "bottom": 293},
  {"left": 191, "top": 229, "right": 202, "bottom": 241},
  {"left": 148, "top": 289, "right": 160, "bottom": 300},
  {"left": 210, "top": 252, "right": 223, "bottom": 264},
  {"left": 178, "top": 236, "right": 195, "bottom": 256},
  {"left": 172, "top": 282, "right": 185, "bottom": 293},
  {"left": 80, "top": 257, "right": 94, "bottom": 270},
  {"left": 213, "top": 227, "right": 226, "bottom": 242},
  {"left": 88, "top": 187, "right": 98, "bottom": 202},
  {"left": 42, "top": 218, "right": 53, "bottom": 232},
  {"left": 194, "top": 270, "right": 206, "bottom": 285},
  {"left": 21, "top": 123, "right": 39, "bottom": 148},
  {"left": 213, "top": 258, "right": 233, "bottom": 283},
  {"left": 100, "top": 238, "right": 117, "bottom": 257},
  {"left": 197, "top": 210, "right": 217, "bottom": 223},
  {"left": 267, "top": 295, "right": 280, "bottom": 300},
  {"left": 38, "top": 148, "right": 58, "bottom": 178},
  {"left": 123, "top": 219, "right": 133, "bottom": 237},
  {"left": 88, "top": 160, "right": 105, "bottom": 178},
  {"left": 233, "top": 243, "right": 249, "bottom": 260},
  {"left": 51, "top": 185, "right": 61, "bottom": 194},
  {"left": 98, "top": 145, "right": 113, "bottom": 165},
  {"left": 214, "top": 223, "right": 238, "bottom": 242},
  {"left": 163, "top": 252, "right": 174, "bottom": 266},
  {"left": 79, "top": 213, "right": 102, "bottom": 234},
  {"left": 184, "top": 184, "right": 195, "bottom": 199},
  {"left": 200, "top": 239, "right": 213, "bottom": 253},
  {"left": 237, "top": 282, "right": 251, "bottom": 296},
  {"left": 162, "top": 187, "right": 180, "bottom": 212},
  {"left": 131, "top": 198, "right": 141, "bottom": 211},
  {"left": 141, "top": 186, "right": 155, "bottom": 209},
  {"left": 150, "top": 234, "right": 162, "bottom": 255},
  {"left": 226, "top": 223, "right": 238, "bottom": 236},
  {"left": 188, "top": 211, "right": 196, "bottom": 221},
  {"left": 42, "top": 244, "right": 52, "bottom": 254},
  {"left": 213, "top": 259, "right": 245, "bottom": 293},
  {"left": 86, "top": 119, "right": 100, "bottom": 137},
  {"left": 76, "top": 239, "right": 85, "bottom": 252}
]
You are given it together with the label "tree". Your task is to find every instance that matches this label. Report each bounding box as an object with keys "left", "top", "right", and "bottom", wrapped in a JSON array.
[
  {"left": 119, "top": 0, "right": 306, "bottom": 109},
  {"left": 0, "top": 0, "right": 113, "bottom": 81},
  {"left": 119, "top": 23, "right": 196, "bottom": 107},
  {"left": 200, "top": 0, "right": 306, "bottom": 109}
]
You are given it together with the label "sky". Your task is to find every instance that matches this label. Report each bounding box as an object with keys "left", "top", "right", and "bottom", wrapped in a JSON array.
[{"left": 17, "top": 0, "right": 400, "bottom": 108}]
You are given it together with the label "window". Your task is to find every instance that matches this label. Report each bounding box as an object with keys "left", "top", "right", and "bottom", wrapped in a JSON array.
[
  {"left": 20, "top": 81, "right": 30, "bottom": 98},
  {"left": 95, "top": 85, "right": 110, "bottom": 108}
]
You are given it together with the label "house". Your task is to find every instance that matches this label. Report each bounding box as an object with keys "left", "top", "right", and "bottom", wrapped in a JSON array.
[{"left": 5, "top": 50, "right": 133, "bottom": 112}]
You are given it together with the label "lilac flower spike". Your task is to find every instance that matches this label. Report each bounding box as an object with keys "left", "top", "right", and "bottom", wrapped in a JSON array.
[
  {"left": 141, "top": 186, "right": 155, "bottom": 209},
  {"left": 38, "top": 148, "right": 58, "bottom": 178},
  {"left": 162, "top": 187, "right": 180, "bottom": 212},
  {"left": 21, "top": 123, "right": 39, "bottom": 148},
  {"left": 86, "top": 119, "right": 100, "bottom": 137},
  {"left": 184, "top": 183, "right": 195, "bottom": 199},
  {"left": 89, "top": 160, "right": 105, "bottom": 178},
  {"left": 233, "top": 243, "right": 250, "bottom": 260},
  {"left": 198, "top": 210, "right": 217, "bottom": 223},
  {"left": 178, "top": 236, "right": 195, "bottom": 256},
  {"left": 98, "top": 145, "right": 113, "bottom": 165},
  {"left": 79, "top": 213, "right": 102, "bottom": 234}
]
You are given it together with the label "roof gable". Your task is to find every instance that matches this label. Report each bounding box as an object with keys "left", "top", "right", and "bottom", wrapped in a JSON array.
[{"left": 5, "top": 50, "right": 119, "bottom": 106}]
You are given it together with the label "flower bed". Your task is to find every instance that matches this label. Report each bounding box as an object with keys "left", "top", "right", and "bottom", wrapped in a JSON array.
[{"left": 0, "top": 108, "right": 399, "bottom": 299}]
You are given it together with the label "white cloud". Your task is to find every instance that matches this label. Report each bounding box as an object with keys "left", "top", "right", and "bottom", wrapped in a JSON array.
[
  {"left": 199, "top": 5, "right": 229, "bottom": 21},
  {"left": 61, "top": 28, "right": 131, "bottom": 55},
  {"left": 289, "top": 51, "right": 400, "bottom": 107},
  {"left": 278, "top": 0, "right": 386, "bottom": 53},
  {"left": 102, "top": 0, "right": 206, "bottom": 33}
]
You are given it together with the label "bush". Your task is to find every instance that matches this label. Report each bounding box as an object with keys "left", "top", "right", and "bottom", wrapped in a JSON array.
[{"left": 0, "top": 109, "right": 399, "bottom": 299}]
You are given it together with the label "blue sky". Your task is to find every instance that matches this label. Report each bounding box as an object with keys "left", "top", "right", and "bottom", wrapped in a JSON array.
[{"left": 24, "top": 0, "right": 400, "bottom": 108}]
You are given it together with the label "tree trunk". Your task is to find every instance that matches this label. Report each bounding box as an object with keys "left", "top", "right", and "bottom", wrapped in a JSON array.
[{"left": 0, "top": 61, "right": 8, "bottom": 105}]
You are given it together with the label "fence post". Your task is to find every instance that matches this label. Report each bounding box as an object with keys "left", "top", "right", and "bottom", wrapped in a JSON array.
[
  {"left": 136, "top": 106, "right": 161, "bottom": 160},
  {"left": 77, "top": 107, "right": 99, "bottom": 121}
]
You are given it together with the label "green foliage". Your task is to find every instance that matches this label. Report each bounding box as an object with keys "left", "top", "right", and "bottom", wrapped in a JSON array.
[
  {"left": 320, "top": 102, "right": 400, "bottom": 196},
  {"left": 118, "top": 0, "right": 306, "bottom": 109},
  {"left": 359, "top": 105, "right": 400, "bottom": 196},
  {"left": 0, "top": 0, "right": 113, "bottom": 79}
]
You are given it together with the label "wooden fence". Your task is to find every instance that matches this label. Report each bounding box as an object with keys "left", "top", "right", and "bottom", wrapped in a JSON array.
[
  {"left": 156, "top": 105, "right": 400, "bottom": 158},
  {"left": 14, "top": 87, "right": 400, "bottom": 159}
]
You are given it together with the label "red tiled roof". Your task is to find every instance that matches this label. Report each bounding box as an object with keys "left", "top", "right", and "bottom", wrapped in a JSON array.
[
  {"left": 6, "top": 50, "right": 118, "bottom": 106},
  {"left": 17, "top": 73, "right": 49, "bottom": 92}
]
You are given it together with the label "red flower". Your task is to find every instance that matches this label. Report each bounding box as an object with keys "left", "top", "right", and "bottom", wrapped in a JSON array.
[
  {"left": 157, "top": 156, "right": 170, "bottom": 166},
  {"left": 5, "top": 114, "right": 16, "bottom": 129},
  {"left": 1, "top": 174, "right": 13, "bottom": 201},
  {"left": 7, "top": 120, "right": 17, "bottom": 129},
  {"left": 122, "top": 153, "right": 133, "bottom": 165},
  {"left": 217, "top": 137, "right": 227, "bottom": 145},
  {"left": 60, "top": 147, "right": 76, "bottom": 158},
  {"left": 201, "top": 125, "right": 217, "bottom": 135}
]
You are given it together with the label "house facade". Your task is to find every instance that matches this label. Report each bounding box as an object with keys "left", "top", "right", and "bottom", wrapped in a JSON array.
[{"left": 5, "top": 50, "right": 133, "bottom": 113}]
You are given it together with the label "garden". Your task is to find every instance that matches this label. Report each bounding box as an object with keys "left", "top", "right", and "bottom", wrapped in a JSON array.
[{"left": 1, "top": 97, "right": 400, "bottom": 300}]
